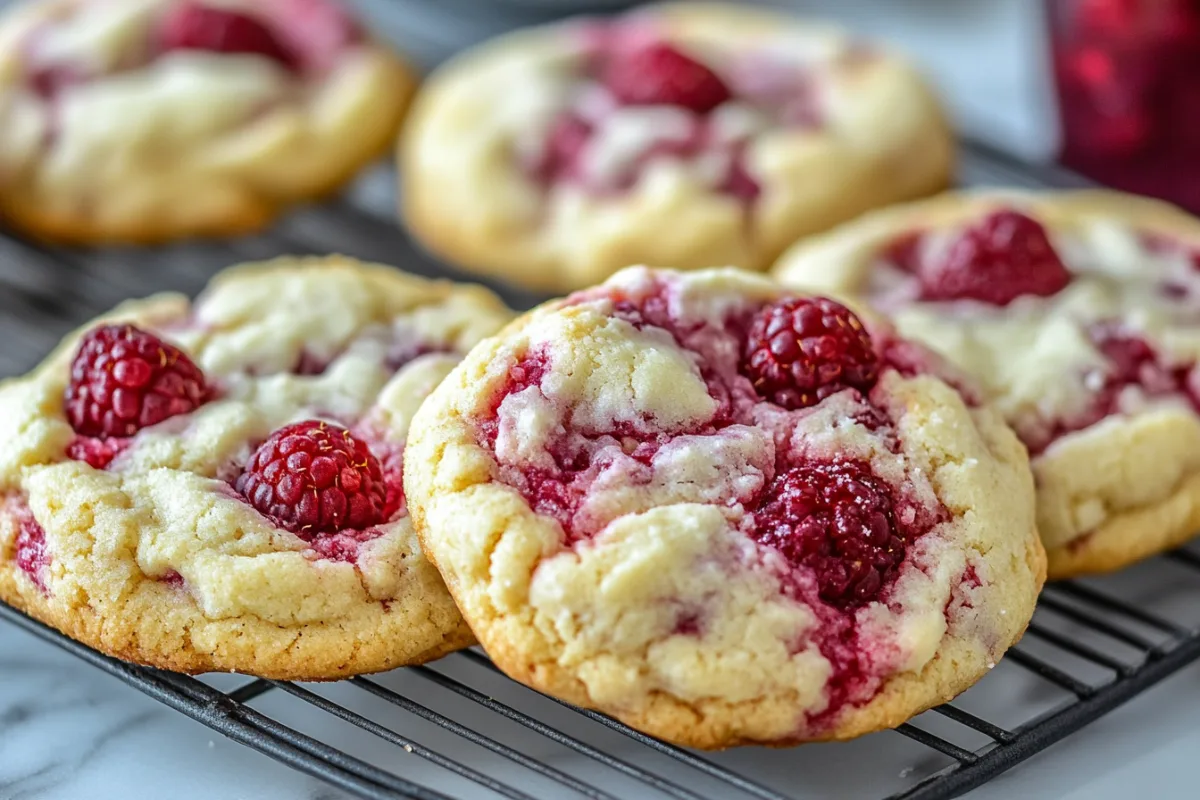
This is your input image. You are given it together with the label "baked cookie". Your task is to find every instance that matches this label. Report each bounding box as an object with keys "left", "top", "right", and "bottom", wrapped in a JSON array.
[
  {"left": 400, "top": 2, "right": 953, "bottom": 293},
  {"left": 774, "top": 189, "right": 1200, "bottom": 579},
  {"left": 405, "top": 266, "right": 1044, "bottom": 748},
  {"left": 0, "top": 256, "right": 514, "bottom": 679},
  {"left": 0, "top": 0, "right": 416, "bottom": 244}
]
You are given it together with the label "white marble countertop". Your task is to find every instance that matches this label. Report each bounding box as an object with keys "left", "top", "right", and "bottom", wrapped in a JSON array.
[
  {"left": 4, "top": 579, "right": 1200, "bottom": 800},
  {"left": 1, "top": 620, "right": 343, "bottom": 800}
]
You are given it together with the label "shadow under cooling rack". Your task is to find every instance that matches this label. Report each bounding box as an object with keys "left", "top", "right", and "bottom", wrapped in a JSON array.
[{"left": 0, "top": 144, "right": 1191, "bottom": 800}]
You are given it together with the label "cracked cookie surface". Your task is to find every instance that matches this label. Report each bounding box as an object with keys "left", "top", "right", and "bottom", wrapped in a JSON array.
[
  {"left": 775, "top": 189, "right": 1200, "bottom": 578},
  {"left": 400, "top": 2, "right": 952, "bottom": 293},
  {"left": 0, "top": 256, "right": 513, "bottom": 679},
  {"left": 405, "top": 266, "right": 1043, "bottom": 747},
  {"left": 0, "top": 0, "right": 416, "bottom": 243}
]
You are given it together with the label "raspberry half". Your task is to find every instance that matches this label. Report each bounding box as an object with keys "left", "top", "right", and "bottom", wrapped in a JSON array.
[
  {"left": 156, "top": 3, "right": 297, "bottom": 69},
  {"left": 742, "top": 297, "right": 880, "bottom": 410},
  {"left": 751, "top": 461, "right": 905, "bottom": 607},
  {"left": 65, "top": 324, "right": 209, "bottom": 438},
  {"left": 920, "top": 210, "right": 1072, "bottom": 306},
  {"left": 601, "top": 42, "right": 732, "bottom": 113},
  {"left": 235, "top": 421, "right": 388, "bottom": 535}
]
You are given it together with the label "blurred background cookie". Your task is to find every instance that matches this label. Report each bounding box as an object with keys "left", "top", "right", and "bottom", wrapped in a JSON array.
[
  {"left": 0, "top": 0, "right": 417, "bottom": 244},
  {"left": 400, "top": 2, "right": 953, "bottom": 292},
  {"left": 775, "top": 189, "right": 1200, "bottom": 579}
]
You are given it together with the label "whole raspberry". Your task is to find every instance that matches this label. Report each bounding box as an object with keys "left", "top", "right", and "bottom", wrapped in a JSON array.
[
  {"left": 235, "top": 421, "right": 388, "bottom": 535},
  {"left": 601, "top": 42, "right": 732, "bottom": 113},
  {"left": 752, "top": 461, "right": 905, "bottom": 607},
  {"left": 156, "top": 3, "right": 297, "bottom": 69},
  {"left": 742, "top": 297, "right": 879, "bottom": 410},
  {"left": 65, "top": 324, "right": 209, "bottom": 438},
  {"left": 920, "top": 210, "right": 1072, "bottom": 306}
]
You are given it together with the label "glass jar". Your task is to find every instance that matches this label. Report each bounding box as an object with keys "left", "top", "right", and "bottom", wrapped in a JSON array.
[{"left": 1050, "top": 0, "right": 1200, "bottom": 210}]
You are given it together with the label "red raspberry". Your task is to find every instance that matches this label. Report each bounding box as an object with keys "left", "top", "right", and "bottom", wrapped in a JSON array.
[
  {"left": 720, "top": 154, "right": 761, "bottom": 202},
  {"left": 742, "top": 297, "right": 880, "bottom": 410},
  {"left": 235, "top": 421, "right": 388, "bottom": 535},
  {"left": 601, "top": 42, "right": 732, "bottom": 113},
  {"left": 66, "top": 436, "right": 131, "bottom": 470},
  {"left": 532, "top": 114, "right": 593, "bottom": 183},
  {"left": 264, "top": 0, "right": 363, "bottom": 72},
  {"left": 752, "top": 461, "right": 905, "bottom": 607},
  {"left": 882, "top": 231, "right": 923, "bottom": 273},
  {"left": 1090, "top": 324, "right": 1188, "bottom": 401},
  {"left": 156, "top": 3, "right": 297, "bottom": 69},
  {"left": 920, "top": 210, "right": 1072, "bottom": 306},
  {"left": 479, "top": 351, "right": 550, "bottom": 445},
  {"left": 1092, "top": 326, "right": 1159, "bottom": 384},
  {"left": 1027, "top": 324, "right": 1197, "bottom": 453},
  {"left": 65, "top": 324, "right": 209, "bottom": 438}
]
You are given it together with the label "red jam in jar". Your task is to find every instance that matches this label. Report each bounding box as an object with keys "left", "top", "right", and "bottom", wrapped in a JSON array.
[{"left": 1050, "top": 0, "right": 1200, "bottom": 211}]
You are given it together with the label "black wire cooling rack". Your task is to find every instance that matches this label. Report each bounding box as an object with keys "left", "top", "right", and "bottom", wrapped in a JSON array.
[{"left": 2, "top": 144, "right": 1199, "bottom": 800}]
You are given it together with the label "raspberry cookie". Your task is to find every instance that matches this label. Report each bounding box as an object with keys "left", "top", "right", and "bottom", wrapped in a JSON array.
[
  {"left": 774, "top": 190, "right": 1200, "bottom": 578},
  {"left": 400, "top": 3, "right": 953, "bottom": 293},
  {"left": 405, "top": 266, "right": 1043, "bottom": 748},
  {"left": 0, "top": 0, "right": 416, "bottom": 244},
  {"left": 0, "top": 256, "right": 513, "bottom": 679}
]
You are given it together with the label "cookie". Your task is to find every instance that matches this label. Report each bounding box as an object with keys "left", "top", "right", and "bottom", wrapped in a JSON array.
[
  {"left": 0, "top": 256, "right": 514, "bottom": 679},
  {"left": 0, "top": 0, "right": 416, "bottom": 244},
  {"left": 774, "top": 189, "right": 1200, "bottom": 578},
  {"left": 404, "top": 266, "right": 1044, "bottom": 748},
  {"left": 400, "top": 2, "right": 953, "bottom": 293}
]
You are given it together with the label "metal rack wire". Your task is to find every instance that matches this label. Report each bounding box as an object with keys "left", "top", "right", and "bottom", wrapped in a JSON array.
[{"left": 1, "top": 145, "right": 1197, "bottom": 800}]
